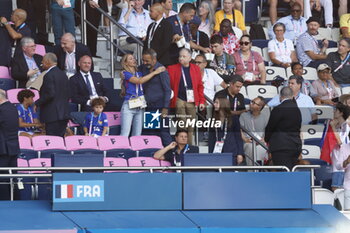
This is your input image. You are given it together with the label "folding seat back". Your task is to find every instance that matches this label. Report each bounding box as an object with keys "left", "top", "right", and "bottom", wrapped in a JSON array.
[
  {"left": 98, "top": 136, "right": 131, "bottom": 150},
  {"left": 301, "top": 145, "right": 321, "bottom": 160},
  {"left": 128, "top": 157, "right": 161, "bottom": 173},
  {"left": 301, "top": 124, "right": 324, "bottom": 140},
  {"left": 103, "top": 157, "right": 128, "bottom": 173},
  {"left": 341, "top": 86, "right": 350, "bottom": 95},
  {"left": 247, "top": 85, "right": 278, "bottom": 100},
  {"left": 315, "top": 105, "right": 334, "bottom": 122},
  {"left": 7, "top": 88, "right": 40, "bottom": 104},
  {"left": 130, "top": 135, "right": 163, "bottom": 151},
  {"left": 32, "top": 135, "right": 66, "bottom": 151},
  {"left": 265, "top": 66, "right": 287, "bottom": 81},
  {"left": 0, "top": 66, "right": 11, "bottom": 79},
  {"left": 35, "top": 44, "right": 46, "bottom": 56},
  {"left": 104, "top": 112, "right": 121, "bottom": 127},
  {"left": 65, "top": 135, "right": 99, "bottom": 151},
  {"left": 19, "top": 136, "right": 32, "bottom": 150},
  {"left": 28, "top": 158, "right": 51, "bottom": 173}
]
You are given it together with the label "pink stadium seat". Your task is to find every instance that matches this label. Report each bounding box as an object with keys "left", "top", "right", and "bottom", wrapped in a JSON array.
[
  {"left": 68, "top": 120, "right": 79, "bottom": 127},
  {"left": 97, "top": 136, "right": 131, "bottom": 150},
  {"left": 103, "top": 157, "right": 128, "bottom": 173},
  {"left": 28, "top": 158, "right": 51, "bottom": 173},
  {"left": 35, "top": 44, "right": 46, "bottom": 56},
  {"left": 0, "top": 66, "right": 11, "bottom": 79},
  {"left": 129, "top": 135, "right": 163, "bottom": 151},
  {"left": 17, "top": 158, "right": 30, "bottom": 174},
  {"left": 160, "top": 160, "right": 172, "bottom": 166},
  {"left": 104, "top": 112, "right": 121, "bottom": 126},
  {"left": 7, "top": 88, "right": 40, "bottom": 104},
  {"left": 32, "top": 135, "right": 66, "bottom": 151},
  {"left": 65, "top": 136, "right": 99, "bottom": 151},
  {"left": 128, "top": 157, "right": 161, "bottom": 173},
  {"left": 19, "top": 136, "right": 33, "bottom": 150}
]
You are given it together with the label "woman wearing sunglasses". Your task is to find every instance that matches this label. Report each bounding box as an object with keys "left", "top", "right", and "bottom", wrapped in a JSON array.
[
  {"left": 233, "top": 35, "right": 266, "bottom": 85},
  {"left": 268, "top": 23, "right": 297, "bottom": 68}
]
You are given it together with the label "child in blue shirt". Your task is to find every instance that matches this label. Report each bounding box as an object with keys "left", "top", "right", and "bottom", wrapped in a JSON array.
[
  {"left": 84, "top": 98, "right": 108, "bottom": 137},
  {"left": 17, "top": 89, "right": 43, "bottom": 138}
]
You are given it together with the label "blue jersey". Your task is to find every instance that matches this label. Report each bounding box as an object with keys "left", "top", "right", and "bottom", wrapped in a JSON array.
[
  {"left": 84, "top": 112, "right": 108, "bottom": 136},
  {"left": 122, "top": 71, "right": 144, "bottom": 101},
  {"left": 17, "top": 105, "right": 38, "bottom": 132}
]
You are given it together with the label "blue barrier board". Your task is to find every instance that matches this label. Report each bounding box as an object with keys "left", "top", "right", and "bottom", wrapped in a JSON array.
[
  {"left": 63, "top": 211, "right": 199, "bottom": 233},
  {"left": 183, "top": 209, "right": 332, "bottom": 233},
  {"left": 183, "top": 172, "right": 312, "bottom": 209},
  {"left": 0, "top": 201, "right": 77, "bottom": 233},
  {"left": 52, "top": 173, "right": 182, "bottom": 211}
]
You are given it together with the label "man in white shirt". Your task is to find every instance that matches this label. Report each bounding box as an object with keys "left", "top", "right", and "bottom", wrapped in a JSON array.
[
  {"left": 194, "top": 54, "right": 226, "bottom": 101},
  {"left": 118, "top": 0, "right": 153, "bottom": 57},
  {"left": 268, "top": 75, "right": 317, "bottom": 124}
]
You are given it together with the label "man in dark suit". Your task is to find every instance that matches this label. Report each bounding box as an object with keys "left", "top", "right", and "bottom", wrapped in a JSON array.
[
  {"left": 11, "top": 37, "right": 43, "bottom": 88},
  {"left": 70, "top": 55, "right": 110, "bottom": 112},
  {"left": 0, "top": 89, "right": 20, "bottom": 200},
  {"left": 139, "top": 49, "right": 172, "bottom": 146},
  {"left": 53, "top": 33, "right": 92, "bottom": 78},
  {"left": 265, "top": 86, "right": 302, "bottom": 170},
  {"left": 35, "top": 53, "right": 70, "bottom": 137},
  {"left": 144, "top": 3, "right": 172, "bottom": 66}
]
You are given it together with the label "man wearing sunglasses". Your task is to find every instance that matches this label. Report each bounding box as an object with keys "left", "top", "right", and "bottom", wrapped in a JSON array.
[{"left": 268, "top": 2, "right": 307, "bottom": 43}]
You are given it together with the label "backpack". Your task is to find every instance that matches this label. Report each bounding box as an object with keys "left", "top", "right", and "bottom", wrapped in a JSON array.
[{"left": 249, "top": 24, "right": 266, "bottom": 40}]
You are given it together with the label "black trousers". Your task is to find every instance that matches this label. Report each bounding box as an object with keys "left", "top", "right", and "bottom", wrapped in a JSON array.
[
  {"left": 45, "top": 120, "right": 68, "bottom": 137},
  {"left": 0, "top": 154, "right": 18, "bottom": 200},
  {"left": 271, "top": 150, "right": 300, "bottom": 171},
  {"left": 17, "top": 0, "right": 48, "bottom": 44}
]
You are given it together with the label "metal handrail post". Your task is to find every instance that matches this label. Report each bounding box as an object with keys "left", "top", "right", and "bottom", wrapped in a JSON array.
[
  {"left": 109, "top": 23, "right": 115, "bottom": 78},
  {"left": 81, "top": 0, "right": 87, "bottom": 45}
]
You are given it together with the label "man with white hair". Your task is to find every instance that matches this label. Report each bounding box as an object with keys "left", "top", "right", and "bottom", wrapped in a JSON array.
[
  {"left": 0, "top": 89, "right": 20, "bottom": 200},
  {"left": 53, "top": 33, "right": 92, "bottom": 78},
  {"left": 35, "top": 53, "right": 70, "bottom": 137},
  {"left": 11, "top": 37, "right": 43, "bottom": 88}
]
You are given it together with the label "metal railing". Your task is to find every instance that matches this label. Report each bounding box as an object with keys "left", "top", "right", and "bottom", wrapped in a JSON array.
[{"left": 80, "top": 0, "right": 144, "bottom": 78}]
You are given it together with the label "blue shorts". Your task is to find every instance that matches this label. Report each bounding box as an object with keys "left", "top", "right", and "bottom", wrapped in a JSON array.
[{"left": 331, "top": 172, "right": 345, "bottom": 188}]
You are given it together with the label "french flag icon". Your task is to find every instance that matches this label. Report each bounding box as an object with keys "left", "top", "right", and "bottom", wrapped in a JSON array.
[{"left": 55, "top": 184, "right": 74, "bottom": 199}]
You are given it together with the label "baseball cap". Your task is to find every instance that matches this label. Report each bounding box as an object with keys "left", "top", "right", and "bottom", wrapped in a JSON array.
[{"left": 317, "top": 63, "right": 331, "bottom": 72}]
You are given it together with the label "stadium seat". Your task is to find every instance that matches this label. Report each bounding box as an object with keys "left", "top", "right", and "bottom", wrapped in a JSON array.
[
  {"left": 160, "top": 160, "right": 171, "bottom": 166},
  {"left": 341, "top": 86, "right": 350, "bottom": 95},
  {"left": 252, "top": 39, "right": 269, "bottom": 49},
  {"left": 19, "top": 136, "right": 32, "bottom": 150},
  {"left": 265, "top": 66, "right": 287, "bottom": 82},
  {"left": 331, "top": 28, "right": 340, "bottom": 42},
  {"left": 28, "top": 158, "right": 52, "bottom": 173},
  {"left": 64, "top": 136, "right": 99, "bottom": 153},
  {"left": 52, "top": 154, "right": 103, "bottom": 167},
  {"left": 17, "top": 158, "right": 29, "bottom": 170},
  {"left": 97, "top": 135, "right": 135, "bottom": 158},
  {"left": 0, "top": 78, "right": 15, "bottom": 91},
  {"left": 130, "top": 135, "right": 163, "bottom": 157},
  {"left": 247, "top": 85, "right": 278, "bottom": 100},
  {"left": 335, "top": 87, "right": 342, "bottom": 96},
  {"left": 301, "top": 145, "right": 321, "bottom": 159},
  {"left": 7, "top": 88, "right": 40, "bottom": 104},
  {"left": 105, "top": 112, "right": 121, "bottom": 135},
  {"left": 251, "top": 46, "right": 262, "bottom": 56},
  {"left": 326, "top": 47, "right": 338, "bottom": 55},
  {"left": 315, "top": 105, "right": 334, "bottom": 122},
  {"left": 128, "top": 157, "right": 161, "bottom": 173},
  {"left": 103, "top": 157, "right": 128, "bottom": 172},
  {"left": 32, "top": 135, "right": 68, "bottom": 158},
  {"left": 35, "top": 44, "right": 46, "bottom": 56},
  {"left": 286, "top": 67, "right": 317, "bottom": 80},
  {"left": 0, "top": 66, "right": 11, "bottom": 79},
  {"left": 301, "top": 124, "right": 324, "bottom": 140},
  {"left": 314, "top": 28, "right": 332, "bottom": 41},
  {"left": 239, "top": 86, "right": 248, "bottom": 99},
  {"left": 262, "top": 47, "right": 270, "bottom": 63}
]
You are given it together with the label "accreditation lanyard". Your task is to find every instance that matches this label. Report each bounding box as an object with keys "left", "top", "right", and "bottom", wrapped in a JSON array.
[
  {"left": 133, "top": 11, "right": 146, "bottom": 28},
  {"left": 190, "top": 31, "right": 200, "bottom": 45},
  {"left": 173, "top": 144, "right": 189, "bottom": 166},
  {"left": 334, "top": 52, "right": 350, "bottom": 73},
  {"left": 148, "top": 21, "right": 158, "bottom": 47},
  {"left": 291, "top": 19, "right": 303, "bottom": 35},
  {"left": 176, "top": 15, "right": 189, "bottom": 41},
  {"left": 321, "top": 81, "right": 333, "bottom": 99},
  {"left": 240, "top": 51, "right": 255, "bottom": 71},
  {"left": 215, "top": 118, "right": 228, "bottom": 141},
  {"left": 17, "top": 23, "right": 26, "bottom": 31},
  {"left": 89, "top": 113, "right": 101, "bottom": 136},
  {"left": 181, "top": 68, "right": 190, "bottom": 89},
  {"left": 227, "top": 95, "right": 238, "bottom": 111},
  {"left": 134, "top": 72, "right": 143, "bottom": 97},
  {"left": 275, "top": 39, "right": 288, "bottom": 57}
]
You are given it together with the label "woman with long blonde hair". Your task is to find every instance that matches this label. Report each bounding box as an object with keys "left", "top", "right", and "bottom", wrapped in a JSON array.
[{"left": 119, "top": 54, "right": 165, "bottom": 136}]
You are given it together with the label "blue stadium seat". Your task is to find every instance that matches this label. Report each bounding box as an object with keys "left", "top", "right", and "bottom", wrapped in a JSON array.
[
  {"left": 106, "top": 149, "right": 136, "bottom": 159},
  {"left": 52, "top": 154, "right": 104, "bottom": 167},
  {"left": 39, "top": 149, "right": 70, "bottom": 158},
  {"left": 0, "top": 78, "right": 15, "bottom": 91},
  {"left": 252, "top": 39, "right": 269, "bottom": 49},
  {"left": 72, "top": 149, "right": 104, "bottom": 155}
]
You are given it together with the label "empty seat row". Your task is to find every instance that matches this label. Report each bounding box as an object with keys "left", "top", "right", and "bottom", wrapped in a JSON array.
[
  {"left": 19, "top": 135, "right": 163, "bottom": 158},
  {"left": 17, "top": 156, "right": 171, "bottom": 173}
]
